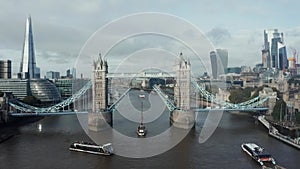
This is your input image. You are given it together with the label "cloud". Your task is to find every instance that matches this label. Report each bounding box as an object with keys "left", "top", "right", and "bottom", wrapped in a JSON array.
[
  {"left": 0, "top": 0, "right": 299, "bottom": 78},
  {"left": 206, "top": 27, "right": 231, "bottom": 45}
]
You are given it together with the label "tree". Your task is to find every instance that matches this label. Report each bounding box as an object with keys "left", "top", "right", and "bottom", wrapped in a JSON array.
[
  {"left": 296, "top": 111, "right": 300, "bottom": 124},
  {"left": 272, "top": 98, "right": 286, "bottom": 121},
  {"left": 23, "top": 95, "right": 41, "bottom": 106},
  {"left": 229, "top": 87, "right": 254, "bottom": 104}
]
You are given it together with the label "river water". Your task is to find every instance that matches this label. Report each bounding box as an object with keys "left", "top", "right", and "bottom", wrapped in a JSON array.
[{"left": 0, "top": 90, "right": 300, "bottom": 169}]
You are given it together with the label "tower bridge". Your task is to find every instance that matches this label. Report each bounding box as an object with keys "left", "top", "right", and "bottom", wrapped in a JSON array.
[{"left": 4, "top": 52, "right": 272, "bottom": 130}]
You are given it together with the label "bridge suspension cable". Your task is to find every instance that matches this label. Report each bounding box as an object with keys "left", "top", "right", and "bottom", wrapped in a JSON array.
[
  {"left": 191, "top": 79, "right": 269, "bottom": 109},
  {"left": 152, "top": 85, "right": 177, "bottom": 111}
]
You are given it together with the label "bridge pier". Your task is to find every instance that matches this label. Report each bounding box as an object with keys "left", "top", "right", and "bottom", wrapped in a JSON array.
[
  {"left": 88, "top": 111, "right": 112, "bottom": 132},
  {"left": 170, "top": 110, "right": 195, "bottom": 129},
  {"left": 0, "top": 110, "right": 9, "bottom": 123}
]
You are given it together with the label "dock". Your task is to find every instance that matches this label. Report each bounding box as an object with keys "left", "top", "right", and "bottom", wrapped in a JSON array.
[
  {"left": 269, "top": 128, "right": 300, "bottom": 150},
  {"left": 257, "top": 115, "right": 300, "bottom": 150},
  {"left": 258, "top": 115, "right": 270, "bottom": 129}
]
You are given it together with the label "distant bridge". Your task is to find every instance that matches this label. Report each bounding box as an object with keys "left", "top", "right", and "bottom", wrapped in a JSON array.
[{"left": 106, "top": 72, "right": 175, "bottom": 78}]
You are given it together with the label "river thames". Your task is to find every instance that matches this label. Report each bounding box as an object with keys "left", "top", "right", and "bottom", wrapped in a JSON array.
[{"left": 0, "top": 91, "right": 300, "bottom": 169}]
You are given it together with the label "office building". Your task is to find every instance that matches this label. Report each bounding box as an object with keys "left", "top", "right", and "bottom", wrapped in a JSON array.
[
  {"left": 216, "top": 49, "right": 228, "bottom": 73},
  {"left": 263, "top": 29, "right": 287, "bottom": 70},
  {"left": 54, "top": 78, "right": 73, "bottom": 99},
  {"left": 226, "top": 67, "right": 241, "bottom": 74},
  {"left": 0, "top": 60, "right": 12, "bottom": 79},
  {"left": 46, "top": 71, "right": 60, "bottom": 79},
  {"left": 18, "top": 16, "right": 40, "bottom": 79},
  {"left": 0, "top": 79, "right": 61, "bottom": 103},
  {"left": 210, "top": 49, "right": 228, "bottom": 79},
  {"left": 0, "top": 79, "right": 29, "bottom": 99}
]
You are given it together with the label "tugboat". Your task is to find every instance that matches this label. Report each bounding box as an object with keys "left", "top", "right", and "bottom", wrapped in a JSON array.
[
  {"left": 241, "top": 143, "right": 276, "bottom": 166},
  {"left": 69, "top": 141, "right": 113, "bottom": 155},
  {"left": 137, "top": 93, "right": 146, "bottom": 136},
  {"left": 137, "top": 123, "right": 147, "bottom": 136}
]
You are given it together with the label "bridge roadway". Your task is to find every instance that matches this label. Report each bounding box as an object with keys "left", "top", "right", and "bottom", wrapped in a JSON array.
[
  {"left": 9, "top": 107, "right": 268, "bottom": 117},
  {"left": 9, "top": 111, "right": 88, "bottom": 117}
]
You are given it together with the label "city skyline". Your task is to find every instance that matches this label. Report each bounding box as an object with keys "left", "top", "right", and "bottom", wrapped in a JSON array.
[{"left": 1, "top": 1, "right": 300, "bottom": 76}]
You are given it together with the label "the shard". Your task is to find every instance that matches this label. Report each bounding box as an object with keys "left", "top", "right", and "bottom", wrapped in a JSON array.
[{"left": 19, "top": 15, "right": 40, "bottom": 79}]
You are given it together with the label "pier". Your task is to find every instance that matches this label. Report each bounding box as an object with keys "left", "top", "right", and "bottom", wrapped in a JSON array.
[{"left": 258, "top": 115, "right": 300, "bottom": 150}]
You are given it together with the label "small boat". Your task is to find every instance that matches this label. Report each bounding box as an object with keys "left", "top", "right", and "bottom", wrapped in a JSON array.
[
  {"left": 139, "top": 94, "right": 145, "bottom": 98},
  {"left": 241, "top": 143, "right": 276, "bottom": 166},
  {"left": 137, "top": 123, "right": 147, "bottom": 136},
  {"left": 69, "top": 141, "right": 113, "bottom": 155}
]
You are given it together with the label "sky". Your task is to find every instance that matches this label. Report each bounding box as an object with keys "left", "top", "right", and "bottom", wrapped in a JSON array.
[{"left": 1, "top": 0, "right": 300, "bottom": 77}]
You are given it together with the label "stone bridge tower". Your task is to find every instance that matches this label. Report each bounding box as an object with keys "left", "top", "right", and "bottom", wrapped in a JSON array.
[
  {"left": 172, "top": 52, "right": 194, "bottom": 129},
  {"left": 174, "top": 52, "right": 191, "bottom": 110},
  {"left": 92, "top": 53, "right": 108, "bottom": 112},
  {"left": 89, "top": 53, "right": 111, "bottom": 131}
]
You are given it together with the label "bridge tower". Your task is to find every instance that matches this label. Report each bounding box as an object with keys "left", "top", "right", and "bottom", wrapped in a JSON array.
[
  {"left": 89, "top": 53, "right": 112, "bottom": 131},
  {"left": 174, "top": 52, "right": 191, "bottom": 109},
  {"left": 172, "top": 52, "right": 194, "bottom": 129},
  {"left": 92, "top": 53, "right": 108, "bottom": 112}
]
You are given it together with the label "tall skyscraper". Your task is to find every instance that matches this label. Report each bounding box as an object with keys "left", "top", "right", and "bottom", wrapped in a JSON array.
[
  {"left": 18, "top": 15, "right": 40, "bottom": 79},
  {"left": 263, "top": 29, "right": 287, "bottom": 70},
  {"left": 210, "top": 49, "right": 228, "bottom": 79},
  {"left": 210, "top": 51, "right": 218, "bottom": 79},
  {"left": 216, "top": 49, "right": 228, "bottom": 73}
]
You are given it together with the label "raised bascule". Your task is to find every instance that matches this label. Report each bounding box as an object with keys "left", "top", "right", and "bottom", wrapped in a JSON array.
[{"left": 6, "top": 52, "right": 271, "bottom": 130}]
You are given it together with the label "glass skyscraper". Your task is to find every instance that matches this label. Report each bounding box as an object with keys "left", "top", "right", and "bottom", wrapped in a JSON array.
[
  {"left": 263, "top": 29, "right": 287, "bottom": 70},
  {"left": 210, "top": 49, "right": 228, "bottom": 79},
  {"left": 18, "top": 16, "right": 40, "bottom": 79}
]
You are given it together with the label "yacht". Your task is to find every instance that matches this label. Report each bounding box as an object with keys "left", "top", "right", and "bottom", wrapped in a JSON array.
[
  {"left": 69, "top": 141, "right": 113, "bottom": 155},
  {"left": 241, "top": 143, "right": 276, "bottom": 166}
]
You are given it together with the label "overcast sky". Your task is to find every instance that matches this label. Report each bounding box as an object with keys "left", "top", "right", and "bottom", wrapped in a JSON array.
[{"left": 1, "top": 0, "right": 300, "bottom": 77}]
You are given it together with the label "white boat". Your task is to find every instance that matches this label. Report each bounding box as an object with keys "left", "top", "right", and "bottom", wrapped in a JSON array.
[
  {"left": 69, "top": 141, "right": 113, "bottom": 155},
  {"left": 139, "top": 94, "right": 145, "bottom": 98},
  {"left": 241, "top": 143, "right": 276, "bottom": 166}
]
